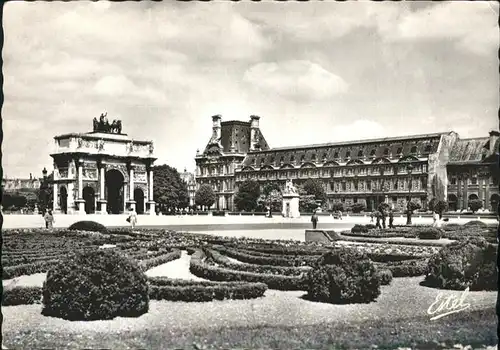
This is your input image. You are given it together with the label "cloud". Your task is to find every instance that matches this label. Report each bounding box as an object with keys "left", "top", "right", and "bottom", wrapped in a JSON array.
[
  {"left": 377, "top": 2, "right": 499, "bottom": 56},
  {"left": 243, "top": 60, "right": 348, "bottom": 100}
]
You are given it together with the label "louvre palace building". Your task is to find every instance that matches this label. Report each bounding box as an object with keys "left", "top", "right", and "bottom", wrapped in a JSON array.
[{"left": 195, "top": 115, "right": 499, "bottom": 213}]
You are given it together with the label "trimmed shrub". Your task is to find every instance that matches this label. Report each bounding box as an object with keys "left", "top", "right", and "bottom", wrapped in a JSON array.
[
  {"left": 68, "top": 221, "right": 108, "bottom": 234},
  {"left": 2, "top": 286, "right": 43, "bottom": 306},
  {"left": 148, "top": 277, "right": 267, "bottom": 301},
  {"left": 42, "top": 249, "right": 149, "bottom": 321},
  {"left": 214, "top": 246, "right": 317, "bottom": 267},
  {"left": 306, "top": 248, "right": 381, "bottom": 304},
  {"left": 351, "top": 224, "right": 369, "bottom": 234},
  {"left": 376, "top": 259, "right": 428, "bottom": 277},
  {"left": 189, "top": 250, "right": 307, "bottom": 290},
  {"left": 425, "top": 238, "right": 497, "bottom": 291},
  {"left": 138, "top": 250, "right": 181, "bottom": 270},
  {"left": 464, "top": 220, "right": 488, "bottom": 228},
  {"left": 377, "top": 269, "right": 393, "bottom": 286},
  {"left": 413, "top": 227, "right": 443, "bottom": 240}
]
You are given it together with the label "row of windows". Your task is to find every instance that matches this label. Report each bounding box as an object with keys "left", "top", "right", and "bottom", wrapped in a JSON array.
[
  {"left": 326, "top": 178, "right": 425, "bottom": 192},
  {"left": 237, "top": 164, "right": 427, "bottom": 180},
  {"left": 250, "top": 145, "right": 432, "bottom": 166},
  {"left": 450, "top": 176, "right": 496, "bottom": 185}
]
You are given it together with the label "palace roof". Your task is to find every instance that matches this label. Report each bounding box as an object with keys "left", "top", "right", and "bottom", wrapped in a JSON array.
[{"left": 448, "top": 137, "right": 491, "bottom": 164}]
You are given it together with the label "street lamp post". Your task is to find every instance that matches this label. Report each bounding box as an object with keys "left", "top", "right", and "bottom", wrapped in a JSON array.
[{"left": 406, "top": 163, "right": 414, "bottom": 225}]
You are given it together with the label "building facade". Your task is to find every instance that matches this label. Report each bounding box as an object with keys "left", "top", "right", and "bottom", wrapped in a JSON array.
[
  {"left": 50, "top": 115, "right": 157, "bottom": 215},
  {"left": 180, "top": 168, "right": 197, "bottom": 207},
  {"left": 2, "top": 174, "right": 41, "bottom": 191},
  {"left": 446, "top": 131, "right": 500, "bottom": 212},
  {"left": 196, "top": 115, "right": 499, "bottom": 212}
]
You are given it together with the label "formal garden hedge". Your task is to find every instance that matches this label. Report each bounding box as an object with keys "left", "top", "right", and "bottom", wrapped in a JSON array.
[
  {"left": 205, "top": 248, "right": 311, "bottom": 276},
  {"left": 424, "top": 238, "right": 497, "bottom": 291},
  {"left": 148, "top": 277, "right": 267, "bottom": 301},
  {"left": 2, "top": 286, "right": 43, "bottom": 306},
  {"left": 42, "top": 249, "right": 150, "bottom": 321},
  {"left": 189, "top": 250, "right": 308, "bottom": 290},
  {"left": 375, "top": 258, "right": 429, "bottom": 277},
  {"left": 306, "top": 249, "right": 382, "bottom": 304},
  {"left": 415, "top": 227, "right": 443, "bottom": 240},
  {"left": 138, "top": 249, "right": 182, "bottom": 270},
  {"left": 377, "top": 269, "right": 393, "bottom": 285}
]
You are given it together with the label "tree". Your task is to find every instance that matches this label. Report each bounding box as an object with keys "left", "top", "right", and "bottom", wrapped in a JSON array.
[
  {"left": 349, "top": 203, "right": 366, "bottom": 213},
  {"left": 468, "top": 199, "right": 483, "bottom": 214},
  {"left": 261, "top": 182, "right": 282, "bottom": 213},
  {"left": 302, "top": 179, "right": 327, "bottom": 203},
  {"left": 234, "top": 180, "right": 261, "bottom": 212},
  {"left": 434, "top": 200, "right": 447, "bottom": 219},
  {"left": 331, "top": 202, "right": 345, "bottom": 212},
  {"left": 195, "top": 184, "right": 216, "bottom": 210},
  {"left": 37, "top": 172, "right": 53, "bottom": 214},
  {"left": 405, "top": 201, "right": 422, "bottom": 225},
  {"left": 153, "top": 165, "right": 189, "bottom": 213}
]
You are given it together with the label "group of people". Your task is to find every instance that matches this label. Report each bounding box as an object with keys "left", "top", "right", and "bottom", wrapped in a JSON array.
[{"left": 42, "top": 207, "right": 139, "bottom": 230}]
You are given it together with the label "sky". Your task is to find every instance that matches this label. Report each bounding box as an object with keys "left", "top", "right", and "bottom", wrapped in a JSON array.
[{"left": 2, "top": 1, "right": 499, "bottom": 178}]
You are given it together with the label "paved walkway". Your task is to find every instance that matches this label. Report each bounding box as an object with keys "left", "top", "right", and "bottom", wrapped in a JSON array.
[
  {"left": 3, "top": 213, "right": 497, "bottom": 230},
  {"left": 145, "top": 251, "right": 205, "bottom": 281}
]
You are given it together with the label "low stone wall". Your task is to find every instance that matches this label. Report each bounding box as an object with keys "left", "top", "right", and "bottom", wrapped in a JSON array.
[{"left": 305, "top": 230, "right": 342, "bottom": 243}]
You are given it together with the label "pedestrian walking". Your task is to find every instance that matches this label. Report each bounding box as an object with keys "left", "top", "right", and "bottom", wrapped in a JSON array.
[
  {"left": 44, "top": 209, "right": 55, "bottom": 229},
  {"left": 127, "top": 207, "right": 138, "bottom": 230},
  {"left": 370, "top": 212, "right": 374, "bottom": 223},
  {"left": 311, "top": 211, "right": 319, "bottom": 229},
  {"left": 375, "top": 210, "right": 381, "bottom": 229}
]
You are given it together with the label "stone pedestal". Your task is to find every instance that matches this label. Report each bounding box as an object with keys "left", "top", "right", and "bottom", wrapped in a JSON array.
[
  {"left": 147, "top": 201, "right": 156, "bottom": 215},
  {"left": 282, "top": 194, "right": 300, "bottom": 218},
  {"left": 98, "top": 200, "right": 107, "bottom": 214},
  {"left": 75, "top": 199, "right": 86, "bottom": 214}
]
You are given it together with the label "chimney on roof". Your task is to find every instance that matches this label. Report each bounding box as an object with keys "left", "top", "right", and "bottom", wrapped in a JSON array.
[
  {"left": 249, "top": 115, "right": 261, "bottom": 152},
  {"left": 211, "top": 115, "right": 222, "bottom": 143},
  {"left": 488, "top": 130, "right": 500, "bottom": 154}
]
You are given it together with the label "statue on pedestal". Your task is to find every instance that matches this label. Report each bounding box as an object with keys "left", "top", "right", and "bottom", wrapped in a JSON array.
[
  {"left": 284, "top": 179, "right": 298, "bottom": 195},
  {"left": 93, "top": 117, "right": 99, "bottom": 132},
  {"left": 95, "top": 113, "right": 122, "bottom": 134}
]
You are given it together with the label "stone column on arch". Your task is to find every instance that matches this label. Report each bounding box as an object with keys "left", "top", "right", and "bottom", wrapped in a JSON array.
[
  {"left": 75, "top": 159, "right": 86, "bottom": 214},
  {"left": 98, "top": 161, "right": 107, "bottom": 214},
  {"left": 52, "top": 163, "right": 60, "bottom": 213},
  {"left": 147, "top": 165, "right": 156, "bottom": 215},
  {"left": 126, "top": 162, "right": 136, "bottom": 211}
]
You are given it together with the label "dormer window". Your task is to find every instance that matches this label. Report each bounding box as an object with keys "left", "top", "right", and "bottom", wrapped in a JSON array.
[
  {"left": 410, "top": 146, "right": 417, "bottom": 154},
  {"left": 301, "top": 155, "right": 305, "bottom": 162},
  {"left": 383, "top": 148, "right": 389, "bottom": 156},
  {"left": 334, "top": 152, "right": 339, "bottom": 159},
  {"left": 291, "top": 155, "right": 295, "bottom": 162},
  {"left": 396, "top": 147, "right": 402, "bottom": 156},
  {"left": 322, "top": 153, "right": 327, "bottom": 160},
  {"left": 260, "top": 159, "right": 265, "bottom": 167},
  {"left": 311, "top": 154, "right": 316, "bottom": 161},
  {"left": 370, "top": 149, "right": 376, "bottom": 158},
  {"left": 424, "top": 145, "right": 432, "bottom": 154},
  {"left": 280, "top": 156, "right": 284, "bottom": 164},
  {"left": 357, "top": 150, "right": 363, "bottom": 157},
  {"left": 251, "top": 158, "right": 256, "bottom": 165}
]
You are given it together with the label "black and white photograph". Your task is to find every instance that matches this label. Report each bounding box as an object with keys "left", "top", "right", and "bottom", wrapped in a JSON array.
[{"left": 1, "top": 1, "right": 499, "bottom": 349}]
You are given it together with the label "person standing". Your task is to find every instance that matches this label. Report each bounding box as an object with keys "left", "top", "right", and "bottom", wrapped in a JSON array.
[
  {"left": 370, "top": 212, "right": 374, "bottom": 223},
  {"left": 375, "top": 211, "right": 381, "bottom": 229},
  {"left": 311, "top": 211, "right": 319, "bottom": 229},
  {"left": 44, "top": 209, "right": 55, "bottom": 229},
  {"left": 388, "top": 209, "right": 394, "bottom": 229},
  {"left": 128, "top": 207, "right": 138, "bottom": 230}
]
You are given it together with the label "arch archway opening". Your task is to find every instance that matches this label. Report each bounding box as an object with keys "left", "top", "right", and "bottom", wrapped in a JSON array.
[
  {"left": 490, "top": 194, "right": 499, "bottom": 213},
  {"left": 134, "top": 188, "right": 145, "bottom": 214},
  {"left": 447, "top": 194, "right": 458, "bottom": 212},
  {"left": 105, "top": 169, "right": 125, "bottom": 214},
  {"left": 83, "top": 186, "right": 96, "bottom": 214},
  {"left": 60, "top": 186, "right": 68, "bottom": 214}
]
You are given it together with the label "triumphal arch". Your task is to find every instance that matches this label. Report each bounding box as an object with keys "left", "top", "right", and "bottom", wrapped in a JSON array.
[{"left": 50, "top": 113, "right": 156, "bottom": 215}]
